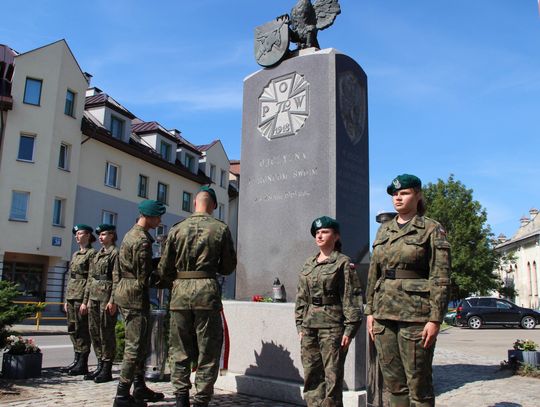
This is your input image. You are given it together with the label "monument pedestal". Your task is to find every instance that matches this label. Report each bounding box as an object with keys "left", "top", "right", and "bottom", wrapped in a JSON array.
[{"left": 219, "top": 301, "right": 367, "bottom": 406}]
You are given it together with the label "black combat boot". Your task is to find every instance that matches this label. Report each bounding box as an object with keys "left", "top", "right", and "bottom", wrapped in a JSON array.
[
  {"left": 84, "top": 359, "right": 103, "bottom": 380},
  {"left": 113, "top": 381, "right": 147, "bottom": 407},
  {"left": 133, "top": 374, "right": 165, "bottom": 402},
  {"left": 94, "top": 360, "right": 113, "bottom": 383},
  {"left": 68, "top": 351, "right": 89, "bottom": 376},
  {"left": 60, "top": 352, "right": 80, "bottom": 373},
  {"left": 175, "top": 393, "right": 190, "bottom": 407}
]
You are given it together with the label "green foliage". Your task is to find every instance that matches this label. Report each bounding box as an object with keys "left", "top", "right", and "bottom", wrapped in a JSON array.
[
  {"left": 115, "top": 319, "right": 125, "bottom": 362},
  {"left": 423, "top": 175, "right": 499, "bottom": 299},
  {"left": 0, "top": 281, "right": 42, "bottom": 347}
]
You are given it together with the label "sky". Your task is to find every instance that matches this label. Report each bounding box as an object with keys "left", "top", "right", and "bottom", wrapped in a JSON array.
[{"left": 1, "top": 0, "right": 539, "bottom": 243}]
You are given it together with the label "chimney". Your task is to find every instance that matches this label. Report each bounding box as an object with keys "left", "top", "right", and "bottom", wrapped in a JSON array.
[
  {"left": 497, "top": 233, "right": 507, "bottom": 244},
  {"left": 168, "top": 128, "right": 181, "bottom": 139},
  {"left": 83, "top": 72, "right": 93, "bottom": 85},
  {"left": 520, "top": 215, "right": 529, "bottom": 227},
  {"left": 529, "top": 208, "right": 539, "bottom": 219}
]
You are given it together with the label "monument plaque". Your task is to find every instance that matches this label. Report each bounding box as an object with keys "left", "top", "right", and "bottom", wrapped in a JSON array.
[{"left": 237, "top": 48, "right": 369, "bottom": 303}]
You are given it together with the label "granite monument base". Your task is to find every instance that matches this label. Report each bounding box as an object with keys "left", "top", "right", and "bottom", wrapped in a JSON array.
[{"left": 220, "top": 300, "right": 367, "bottom": 406}]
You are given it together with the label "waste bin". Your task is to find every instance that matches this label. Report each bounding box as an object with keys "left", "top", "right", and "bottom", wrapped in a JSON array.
[{"left": 145, "top": 308, "right": 168, "bottom": 381}]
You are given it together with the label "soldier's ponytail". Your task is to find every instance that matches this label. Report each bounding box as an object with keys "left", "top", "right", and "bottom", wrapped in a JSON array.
[{"left": 414, "top": 187, "right": 426, "bottom": 216}]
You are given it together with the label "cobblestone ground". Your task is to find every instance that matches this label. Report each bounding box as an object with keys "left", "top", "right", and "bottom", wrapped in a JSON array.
[
  {"left": 0, "top": 365, "right": 300, "bottom": 406},
  {"left": 433, "top": 348, "right": 539, "bottom": 407}
]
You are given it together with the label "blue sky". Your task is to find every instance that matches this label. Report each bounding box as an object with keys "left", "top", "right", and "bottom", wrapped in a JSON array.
[{"left": 2, "top": 0, "right": 539, "bottom": 242}]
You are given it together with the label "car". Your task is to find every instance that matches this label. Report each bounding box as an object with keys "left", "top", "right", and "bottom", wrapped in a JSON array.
[
  {"left": 455, "top": 297, "right": 540, "bottom": 329},
  {"left": 444, "top": 310, "right": 457, "bottom": 326}
]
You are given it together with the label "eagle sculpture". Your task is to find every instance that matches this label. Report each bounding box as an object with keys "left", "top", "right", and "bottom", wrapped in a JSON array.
[{"left": 289, "top": 0, "right": 341, "bottom": 49}]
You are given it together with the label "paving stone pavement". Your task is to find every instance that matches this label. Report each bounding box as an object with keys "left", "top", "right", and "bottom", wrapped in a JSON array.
[{"left": 0, "top": 365, "right": 301, "bottom": 407}]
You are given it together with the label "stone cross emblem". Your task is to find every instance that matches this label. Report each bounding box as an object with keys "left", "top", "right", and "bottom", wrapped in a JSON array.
[{"left": 258, "top": 72, "right": 310, "bottom": 141}]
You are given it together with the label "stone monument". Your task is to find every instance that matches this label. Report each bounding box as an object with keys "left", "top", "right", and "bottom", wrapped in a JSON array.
[{"left": 218, "top": 2, "right": 370, "bottom": 406}]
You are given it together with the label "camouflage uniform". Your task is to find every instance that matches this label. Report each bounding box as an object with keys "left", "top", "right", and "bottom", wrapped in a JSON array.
[
  {"left": 66, "top": 247, "right": 96, "bottom": 354},
  {"left": 295, "top": 251, "right": 363, "bottom": 407},
  {"left": 114, "top": 224, "right": 155, "bottom": 384},
  {"left": 157, "top": 213, "right": 237, "bottom": 406},
  {"left": 365, "top": 215, "right": 451, "bottom": 407},
  {"left": 83, "top": 245, "right": 119, "bottom": 362}
]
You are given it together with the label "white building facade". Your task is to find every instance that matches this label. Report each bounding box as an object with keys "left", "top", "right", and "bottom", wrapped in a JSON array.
[
  {"left": 495, "top": 209, "right": 540, "bottom": 309},
  {"left": 0, "top": 40, "right": 236, "bottom": 307}
]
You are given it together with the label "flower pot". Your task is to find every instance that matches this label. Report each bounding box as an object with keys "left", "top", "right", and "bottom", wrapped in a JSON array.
[
  {"left": 507, "top": 350, "right": 540, "bottom": 367},
  {"left": 1, "top": 352, "right": 43, "bottom": 379}
]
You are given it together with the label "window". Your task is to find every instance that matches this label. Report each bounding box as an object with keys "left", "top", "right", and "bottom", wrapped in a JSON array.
[
  {"left": 138, "top": 175, "right": 149, "bottom": 198},
  {"left": 58, "top": 143, "right": 70, "bottom": 170},
  {"left": 209, "top": 164, "right": 216, "bottom": 182},
  {"left": 52, "top": 198, "right": 65, "bottom": 226},
  {"left": 110, "top": 115, "right": 124, "bottom": 139},
  {"left": 184, "top": 154, "right": 194, "bottom": 172},
  {"left": 218, "top": 203, "right": 225, "bottom": 221},
  {"left": 182, "top": 191, "right": 192, "bottom": 212},
  {"left": 105, "top": 162, "right": 120, "bottom": 188},
  {"left": 23, "top": 78, "right": 42, "bottom": 105},
  {"left": 1, "top": 262, "right": 44, "bottom": 299},
  {"left": 157, "top": 182, "right": 168, "bottom": 204},
  {"left": 102, "top": 210, "right": 117, "bottom": 225},
  {"left": 64, "top": 90, "right": 75, "bottom": 116},
  {"left": 17, "top": 134, "right": 35, "bottom": 162},
  {"left": 160, "top": 141, "right": 172, "bottom": 161},
  {"left": 220, "top": 169, "right": 227, "bottom": 188},
  {"left": 9, "top": 191, "right": 30, "bottom": 221},
  {"left": 496, "top": 300, "right": 512, "bottom": 310},
  {"left": 156, "top": 224, "right": 167, "bottom": 236},
  {"left": 477, "top": 298, "right": 495, "bottom": 307}
]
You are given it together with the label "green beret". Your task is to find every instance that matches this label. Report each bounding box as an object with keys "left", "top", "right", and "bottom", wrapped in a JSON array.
[
  {"left": 199, "top": 186, "right": 217, "bottom": 206},
  {"left": 138, "top": 200, "right": 166, "bottom": 217},
  {"left": 72, "top": 224, "right": 93, "bottom": 235},
  {"left": 387, "top": 174, "right": 422, "bottom": 195},
  {"left": 95, "top": 224, "right": 116, "bottom": 234},
  {"left": 310, "top": 216, "right": 340, "bottom": 237}
]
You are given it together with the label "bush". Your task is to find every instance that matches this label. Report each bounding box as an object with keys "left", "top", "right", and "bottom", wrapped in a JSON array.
[
  {"left": 0, "top": 281, "right": 42, "bottom": 347},
  {"left": 115, "top": 319, "right": 125, "bottom": 362}
]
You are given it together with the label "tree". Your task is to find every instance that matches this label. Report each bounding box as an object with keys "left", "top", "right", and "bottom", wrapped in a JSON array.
[
  {"left": 0, "top": 281, "right": 42, "bottom": 347},
  {"left": 423, "top": 175, "right": 499, "bottom": 299}
]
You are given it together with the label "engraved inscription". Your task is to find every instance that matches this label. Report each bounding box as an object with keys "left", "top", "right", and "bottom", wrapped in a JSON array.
[
  {"left": 258, "top": 72, "right": 310, "bottom": 140},
  {"left": 338, "top": 71, "right": 366, "bottom": 145}
]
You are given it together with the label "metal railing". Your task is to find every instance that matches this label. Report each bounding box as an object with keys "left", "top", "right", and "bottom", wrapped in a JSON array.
[{"left": 13, "top": 301, "right": 66, "bottom": 331}]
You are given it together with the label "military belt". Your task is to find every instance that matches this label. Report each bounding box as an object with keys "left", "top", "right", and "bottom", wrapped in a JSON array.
[
  {"left": 121, "top": 272, "right": 137, "bottom": 279},
  {"left": 176, "top": 271, "right": 216, "bottom": 279},
  {"left": 70, "top": 273, "right": 88, "bottom": 280},
  {"left": 311, "top": 296, "right": 340, "bottom": 306},
  {"left": 93, "top": 275, "right": 112, "bottom": 281},
  {"left": 385, "top": 269, "right": 426, "bottom": 279}
]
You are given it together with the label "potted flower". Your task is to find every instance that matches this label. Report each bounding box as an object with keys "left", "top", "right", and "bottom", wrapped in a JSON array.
[
  {"left": 508, "top": 339, "right": 539, "bottom": 367},
  {"left": 2, "top": 335, "right": 42, "bottom": 379}
]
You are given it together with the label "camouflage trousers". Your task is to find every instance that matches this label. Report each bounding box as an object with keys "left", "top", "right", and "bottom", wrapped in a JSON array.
[
  {"left": 118, "top": 307, "right": 149, "bottom": 383},
  {"left": 300, "top": 326, "right": 347, "bottom": 407},
  {"left": 66, "top": 300, "right": 91, "bottom": 353},
  {"left": 88, "top": 299, "right": 117, "bottom": 361},
  {"left": 373, "top": 319, "right": 435, "bottom": 407},
  {"left": 169, "top": 310, "right": 223, "bottom": 405}
]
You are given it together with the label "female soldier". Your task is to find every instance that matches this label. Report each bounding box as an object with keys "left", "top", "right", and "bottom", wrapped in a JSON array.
[
  {"left": 366, "top": 174, "right": 451, "bottom": 407},
  {"left": 295, "top": 216, "right": 363, "bottom": 407},
  {"left": 80, "top": 224, "right": 119, "bottom": 383},
  {"left": 62, "top": 224, "right": 96, "bottom": 376}
]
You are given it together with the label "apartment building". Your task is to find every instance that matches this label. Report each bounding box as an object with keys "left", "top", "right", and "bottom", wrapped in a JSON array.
[{"left": 0, "top": 40, "right": 236, "bottom": 305}]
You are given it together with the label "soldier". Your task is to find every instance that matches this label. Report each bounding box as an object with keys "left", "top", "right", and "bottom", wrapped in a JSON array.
[
  {"left": 80, "top": 224, "right": 119, "bottom": 383},
  {"left": 295, "top": 216, "right": 363, "bottom": 407},
  {"left": 113, "top": 200, "right": 166, "bottom": 407},
  {"left": 157, "top": 186, "right": 237, "bottom": 407},
  {"left": 62, "top": 224, "right": 96, "bottom": 376},
  {"left": 365, "top": 174, "right": 451, "bottom": 407}
]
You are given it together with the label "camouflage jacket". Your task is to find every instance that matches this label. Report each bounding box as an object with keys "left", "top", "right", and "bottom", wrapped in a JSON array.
[
  {"left": 295, "top": 251, "right": 363, "bottom": 338},
  {"left": 114, "top": 224, "right": 154, "bottom": 310},
  {"left": 157, "top": 212, "right": 237, "bottom": 311},
  {"left": 66, "top": 247, "right": 96, "bottom": 301},
  {"left": 83, "top": 245, "right": 119, "bottom": 305},
  {"left": 365, "top": 215, "right": 451, "bottom": 323}
]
